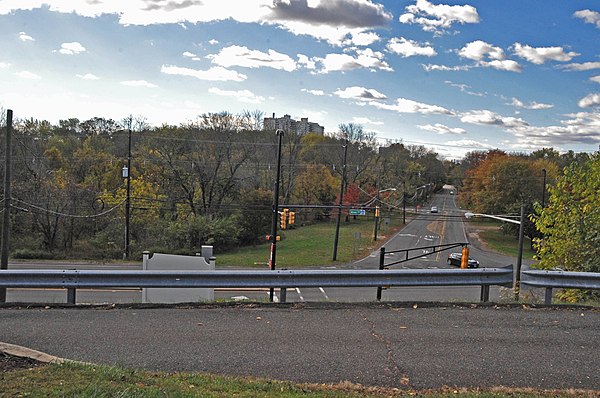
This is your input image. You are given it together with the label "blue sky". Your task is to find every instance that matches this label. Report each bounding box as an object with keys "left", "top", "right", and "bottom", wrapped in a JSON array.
[{"left": 0, "top": 0, "right": 599, "bottom": 159}]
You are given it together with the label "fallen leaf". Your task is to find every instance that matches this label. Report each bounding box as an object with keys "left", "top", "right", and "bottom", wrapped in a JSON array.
[
  {"left": 399, "top": 326, "right": 408, "bottom": 329},
  {"left": 256, "top": 316, "right": 262, "bottom": 320},
  {"left": 412, "top": 304, "right": 418, "bottom": 309}
]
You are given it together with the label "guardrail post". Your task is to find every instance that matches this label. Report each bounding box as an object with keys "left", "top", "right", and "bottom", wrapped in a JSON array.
[
  {"left": 376, "top": 247, "right": 385, "bottom": 301},
  {"left": 480, "top": 285, "right": 489, "bottom": 302},
  {"left": 280, "top": 287, "right": 287, "bottom": 303},
  {"left": 545, "top": 287, "right": 553, "bottom": 305},
  {"left": 67, "top": 288, "right": 76, "bottom": 304}
]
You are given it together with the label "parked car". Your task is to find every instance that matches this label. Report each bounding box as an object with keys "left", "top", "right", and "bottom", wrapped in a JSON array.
[
  {"left": 447, "top": 253, "right": 480, "bottom": 268},
  {"left": 430, "top": 206, "right": 438, "bottom": 213}
]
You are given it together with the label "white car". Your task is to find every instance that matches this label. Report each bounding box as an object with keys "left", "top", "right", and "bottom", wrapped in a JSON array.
[{"left": 430, "top": 206, "right": 438, "bottom": 213}]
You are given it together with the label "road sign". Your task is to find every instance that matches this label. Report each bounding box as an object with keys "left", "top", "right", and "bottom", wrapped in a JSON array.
[{"left": 349, "top": 209, "right": 366, "bottom": 216}]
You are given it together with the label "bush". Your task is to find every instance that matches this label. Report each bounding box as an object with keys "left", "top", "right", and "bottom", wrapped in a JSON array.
[{"left": 12, "top": 248, "right": 58, "bottom": 260}]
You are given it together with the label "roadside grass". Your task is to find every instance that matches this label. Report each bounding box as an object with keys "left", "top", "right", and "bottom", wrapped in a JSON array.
[
  {"left": 1, "top": 361, "right": 593, "bottom": 398},
  {"left": 218, "top": 216, "right": 404, "bottom": 267},
  {"left": 468, "top": 220, "right": 537, "bottom": 260}
]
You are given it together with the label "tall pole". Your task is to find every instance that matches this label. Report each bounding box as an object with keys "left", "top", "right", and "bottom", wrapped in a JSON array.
[
  {"left": 124, "top": 128, "right": 132, "bottom": 259},
  {"left": 541, "top": 168, "right": 547, "bottom": 207},
  {"left": 373, "top": 178, "right": 380, "bottom": 241},
  {"left": 514, "top": 204, "right": 525, "bottom": 301},
  {"left": 402, "top": 181, "right": 406, "bottom": 225},
  {"left": 332, "top": 141, "right": 348, "bottom": 261},
  {"left": 0, "top": 109, "right": 13, "bottom": 303},
  {"left": 268, "top": 130, "right": 284, "bottom": 302}
]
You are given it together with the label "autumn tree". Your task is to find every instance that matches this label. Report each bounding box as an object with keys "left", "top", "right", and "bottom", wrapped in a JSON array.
[{"left": 533, "top": 153, "right": 599, "bottom": 276}]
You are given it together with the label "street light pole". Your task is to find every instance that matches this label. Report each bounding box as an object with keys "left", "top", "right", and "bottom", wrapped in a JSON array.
[
  {"left": 123, "top": 128, "right": 132, "bottom": 260},
  {"left": 268, "top": 130, "right": 284, "bottom": 302},
  {"left": 465, "top": 206, "right": 525, "bottom": 301},
  {"left": 0, "top": 109, "right": 13, "bottom": 303},
  {"left": 332, "top": 141, "right": 348, "bottom": 261}
]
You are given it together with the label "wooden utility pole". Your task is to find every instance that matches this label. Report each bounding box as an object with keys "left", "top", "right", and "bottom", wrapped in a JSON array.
[{"left": 0, "top": 109, "right": 13, "bottom": 303}]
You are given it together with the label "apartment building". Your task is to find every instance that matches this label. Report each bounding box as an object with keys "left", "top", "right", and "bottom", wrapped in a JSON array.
[{"left": 263, "top": 114, "right": 324, "bottom": 135}]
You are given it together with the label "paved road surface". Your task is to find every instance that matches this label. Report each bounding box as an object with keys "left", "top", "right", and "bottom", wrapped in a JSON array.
[{"left": 1, "top": 303, "right": 598, "bottom": 390}]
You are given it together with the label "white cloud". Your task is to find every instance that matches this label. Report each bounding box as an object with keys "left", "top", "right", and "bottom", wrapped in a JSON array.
[
  {"left": 513, "top": 43, "right": 579, "bottom": 64},
  {"left": 208, "top": 39, "right": 219, "bottom": 45},
  {"left": 561, "top": 61, "right": 600, "bottom": 71},
  {"left": 207, "top": 45, "right": 297, "bottom": 71},
  {"left": 76, "top": 73, "right": 100, "bottom": 80},
  {"left": 208, "top": 87, "right": 264, "bottom": 104},
  {"left": 444, "top": 81, "right": 485, "bottom": 97},
  {"left": 334, "top": 86, "right": 387, "bottom": 101},
  {"left": 57, "top": 42, "right": 86, "bottom": 55},
  {"left": 510, "top": 97, "right": 553, "bottom": 110},
  {"left": 297, "top": 54, "right": 316, "bottom": 70},
  {"left": 444, "top": 139, "right": 493, "bottom": 149},
  {"left": 578, "top": 93, "right": 600, "bottom": 108},
  {"left": 120, "top": 80, "right": 158, "bottom": 88},
  {"left": 183, "top": 51, "right": 197, "bottom": 58},
  {"left": 0, "top": 62, "right": 10, "bottom": 69},
  {"left": 509, "top": 112, "right": 600, "bottom": 146},
  {"left": 16, "top": 70, "right": 41, "bottom": 79},
  {"left": 386, "top": 37, "right": 436, "bottom": 57},
  {"left": 316, "top": 48, "right": 392, "bottom": 73},
  {"left": 19, "top": 31, "right": 34, "bottom": 42},
  {"left": 161, "top": 64, "right": 247, "bottom": 82},
  {"left": 482, "top": 59, "right": 522, "bottom": 73},
  {"left": 591, "top": 76, "right": 600, "bottom": 84},
  {"left": 422, "top": 64, "right": 471, "bottom": 72},
  {"left": 400, "top": 0, "right": 480, "bottom": 34},
  {"left": 418, "top": 123, "right": 466, "bottom": 134},
  {"left": 346, "top": 31, "right": 380, "bottom": 46},
  {"left": 370, "top": 98, "right": 453, "bottom": 115},
  {"left": 459, "top": 40, "right": 504, "bottom": 61},
  {"left": 460, "top": 110, "right": 528, "bottom": 128},
  {"left": 301, "top": 89, "right": 325, "bottom": 96},
  {"left": 352, "top": 117, "right": 383, "bottom": 125},
  {"left": 574, "top": 9, "right": 600, "bottom": 28}
]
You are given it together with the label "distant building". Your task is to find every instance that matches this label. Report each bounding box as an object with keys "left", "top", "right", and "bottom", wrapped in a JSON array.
[{"left": 263, "top": 114, "right": 324, "bottom": 135}]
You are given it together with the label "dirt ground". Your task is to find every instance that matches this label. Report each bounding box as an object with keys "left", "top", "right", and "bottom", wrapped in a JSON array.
[{"left": 1, "top": 352, "right": 46, "bottom": 372}]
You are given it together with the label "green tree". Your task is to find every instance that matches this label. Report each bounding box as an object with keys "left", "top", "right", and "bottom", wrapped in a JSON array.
[{"left": 533, "top": 153, "right": 599, "bottom": 275}]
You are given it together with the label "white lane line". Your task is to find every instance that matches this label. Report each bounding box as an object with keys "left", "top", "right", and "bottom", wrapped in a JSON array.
[
  {"left": 295, "top": 288, "right": 305, "bottom": 301},
  {"left": 319, "top": 287, "right": 330, "bottom": 300}
]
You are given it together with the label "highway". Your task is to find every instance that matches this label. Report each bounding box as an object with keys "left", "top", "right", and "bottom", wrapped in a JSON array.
[{"left": 4, "top": 190, "right": 529, "bottom": 304}]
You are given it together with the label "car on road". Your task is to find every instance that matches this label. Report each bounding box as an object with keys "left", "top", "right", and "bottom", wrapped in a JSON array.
[
  {"left": 447, "top": 253, "right": 480, "bottom": 268},
  {"left": 430, "top": 206, "right": 438, "bottom": 213}
]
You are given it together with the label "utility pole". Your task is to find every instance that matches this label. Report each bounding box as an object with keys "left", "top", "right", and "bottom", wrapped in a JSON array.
[
  {"left": 268, "top": 130, "right": 284, "bottom": 302},
  {"left": 402, "top": 181, "right": 406, "bottom": 225},
  {"left": 332, "top": 141, "right": 348, "bottom": 261},
  {"left": 123, "top": 128, "right": 132, "bottom": 260},
  {"left": 514, "top": 204, "right": 526, "bottom": 301},
  {"left": 373, "top": 178, "right": 380, "bottom": 241},
  {"left": 541, "top": 168, "right": 547, "bottom": 207},
  {"left": 0, "top": 109, "right": 12, "bottom": 303}
]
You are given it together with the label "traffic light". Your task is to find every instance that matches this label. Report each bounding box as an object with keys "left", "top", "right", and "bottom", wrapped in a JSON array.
[
  {"left": 280, "top": 208, "right": 288, "bottom": 229},
  {"left": 375, "top": 206, "right": 380, "bottom": 217},
  {"left": 289, "top": 211, "right": 295, "bottom": 225}
]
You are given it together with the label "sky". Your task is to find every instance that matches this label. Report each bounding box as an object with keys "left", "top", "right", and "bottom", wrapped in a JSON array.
[{"left": 0, "top": 0, "right": 599, "bottom": 159}]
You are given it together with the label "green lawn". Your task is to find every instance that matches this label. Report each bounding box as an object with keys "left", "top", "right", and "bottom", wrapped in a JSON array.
[
  {"left": 1, "top": 361, "right": 578, "bottom": 397},
  {"left": 217, "top": 216, "right": 404, "bottom": 267},
  {"left": 469, "top": 220, "right": 537, "bottom": 260}
]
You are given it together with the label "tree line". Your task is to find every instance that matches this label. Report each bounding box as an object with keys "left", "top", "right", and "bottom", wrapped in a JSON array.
[
  {"left": 0, "top": 111, "right": 450, "bottom": 259},
  {"left": 1, "top": 109, "right": 598, "bottom": 283}
]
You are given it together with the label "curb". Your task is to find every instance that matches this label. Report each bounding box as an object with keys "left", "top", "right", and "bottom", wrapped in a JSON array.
[{"left": 0, "top": 341, "right": 65, "bottom": 364}]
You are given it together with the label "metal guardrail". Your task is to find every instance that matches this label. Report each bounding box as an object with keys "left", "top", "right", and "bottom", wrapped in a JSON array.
[
  {"left": 521, "top": 269, "right": 600, "bottom": 304},
  {"left": 0, "top": 267, "right": 514, "bottom": 304}
]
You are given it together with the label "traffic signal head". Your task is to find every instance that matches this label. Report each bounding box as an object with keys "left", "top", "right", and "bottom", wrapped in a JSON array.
[
  {"left": 280, "top": 208, "right": 288, "bottom": 229},
  {"left": 289, "top": 211, "right": 295, "bottom": 225}
]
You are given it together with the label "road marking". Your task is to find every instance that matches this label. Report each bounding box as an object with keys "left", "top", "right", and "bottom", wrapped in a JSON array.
[
  {"left": 295, "top": 288, "right": 305, "bottom": 301},
  {"left": 319, "top": 287, "right": 330, "bottom": 300}
]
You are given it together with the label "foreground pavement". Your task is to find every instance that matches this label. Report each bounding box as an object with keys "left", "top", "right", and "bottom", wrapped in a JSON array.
[{"left": 1, "top": 302, "right": 599, "bottom": 391}]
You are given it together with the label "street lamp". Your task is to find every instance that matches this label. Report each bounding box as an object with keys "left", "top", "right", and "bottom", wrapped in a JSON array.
[{"left": 465, "top": 205, "right": 526, "bottom": 300}]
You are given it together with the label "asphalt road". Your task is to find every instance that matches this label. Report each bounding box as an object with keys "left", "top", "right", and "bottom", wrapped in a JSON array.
[{"left": 1, "top": 303, "right": 598, "bottom": 390}]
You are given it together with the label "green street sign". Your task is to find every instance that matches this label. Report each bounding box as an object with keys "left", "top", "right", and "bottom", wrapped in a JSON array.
[{"left": 349, "top": 209, "right": 366, "bottom": 216}]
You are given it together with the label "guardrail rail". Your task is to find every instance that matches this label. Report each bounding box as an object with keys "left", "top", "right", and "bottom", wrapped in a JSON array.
[
  {"left": 521, "top": 269, "right": 600, "bottom": 304},
  {"left": 0, "top": 267, "right": 514, "bottom": 304}
]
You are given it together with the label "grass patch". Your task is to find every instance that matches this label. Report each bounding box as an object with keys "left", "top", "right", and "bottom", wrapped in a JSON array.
[
  {"left": 1, "top": 361, "right": 595, "bottom": 397},
  {"left": 218, "top": 216, "right": 404, "bottom": 267},
  {"left": 469, "top": 220, "right": 536, "bottom": 260}
]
